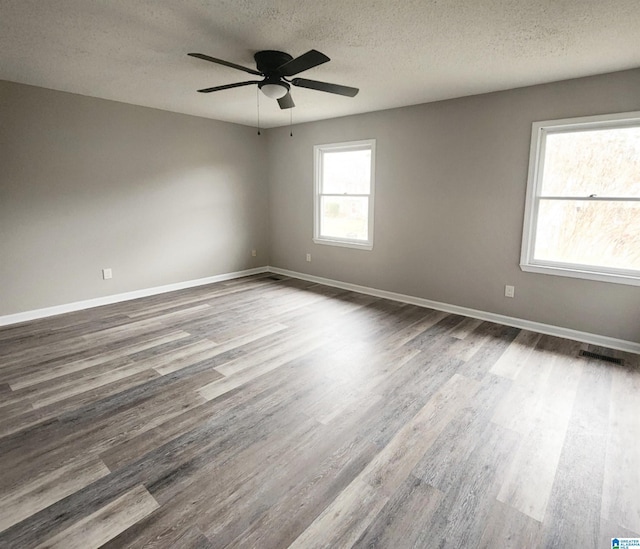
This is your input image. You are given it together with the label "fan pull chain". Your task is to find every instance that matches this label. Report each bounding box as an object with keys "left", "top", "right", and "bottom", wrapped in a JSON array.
[
  {"left": 290, "top": 109, "right": 293, "bottom": 137},
  {"left": 256, "top": 88, "right": 261, "bottom": 136}
]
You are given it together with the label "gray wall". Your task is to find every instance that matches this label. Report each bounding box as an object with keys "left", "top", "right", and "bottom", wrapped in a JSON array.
[
  {"left": 2, "top": 71, "right": 638, "bottom": 343},
  {"left": 266, "top": 69, "right": 640, "bottom": 343},
  {"left": 0, "top": 80, "right": 268, "bottom": 315}
]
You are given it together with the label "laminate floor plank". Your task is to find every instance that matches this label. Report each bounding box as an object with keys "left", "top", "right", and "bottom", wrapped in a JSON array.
[
  {"left": 33, "top": 484, "right": 159, "bottom": 549},
  {"left": 0, "top": 315, "right": 133, "bottom": 358},
  {"left": 405, "top": 312, "right": 468, "bottom": 347},
  {"left": 0, "top": 458, "right": 111, "bottom": 534},
  {"left": 412, "top": 372, "right": 514, "bottom": 491},
  {"left": 359, "top": 373, "right": 479, "bottom": 497},
  {"left": 29, "top": 362, "right": 163, "bottom": 410},
  {"left": 442, "top": 325, "right": 493, "bottom": 362},
  {"left": 7, "top": 330, "right": 191, "bottom": 389},
  {"left": 0, "top": 324, "right": 190, "bottom": 377},
  {"left": 0, "top": 398, "right": 33, "bottom": 421},
  {"left": 0, "top": 370, "right": 161, "bottom": 438},
  {"left": 197, "top": 419, "right": 334, "bottom": 546},
  {"left": 269, "top": 292, "right": 380, "bottom": 331},
  {"left": 141, "top": 338, "right": 219, "bottom": 374},
  {"left": 448, "top": 316, "right": 485, "bottom": 339},
  {"left": 453, "top": 322, "right": 520, "bottom": 380},
  {"left": 2, "top": 388, "right": 209, "bottom": 490},
  {"left": 98, "top": 357, "right": 326, "bottom": 471},
  {"left": 288, "top": 477, "right": 390, "bottom": 549},
  {"left": 361, "top": 353, "right": 469, "bottom": 450},
  {"left": 495, "top": 339, "right": 583, "bottom": 522},
  {"left": 540, "top": 354, "right": 612, "bottom": 547},
  {"left": 101, "top": 410, "right": 324, "bottom": 547},
  {"left": 213, "top": 330, "right": 322, "bottom": 377},
  {"left": 197, "top": 382, "right": 389, "bottom": 546},
  {"left": 0, "top": 274, "right": 637, "bottom": 548},
  {"left": 478, "top": 500, "right": 543, "bottom": 548},
  {"left": 153, "top": 323, "right": 287, "bottom": 375},
  {"left": 489, "top": 328, "right": 543, "bottom": 379},
  {"left": 197, "top": 335, "right": 328, "bottom": 401},
  {"left": 24, "top": 357, "right": 142, "bottom": 409},
  {"left": 352, "top": 475, "right": 444, "bottom": 548},
  {"left": 124, "top": 281, "right": 263, "bottom": 319},
  {"left": 599, "top": 517, "right": 640, "bottom": 548},
  {"left": 2, "top": 408, "right": 303, "bottom": 546},
  {"left": 414, "top": 420, "right": 521, "bottom": 548},
  {"left": 0, "top": 358, "right": 220, "bottom": 474},
  {"left": 146, "top": 401, "right": 321, "bottom": 507},
  {"left": 227, "top": 436, "right": 379, "bottom": 549},
  {"left": 601, "top": 360, "right": 640, "bottom": 533}
]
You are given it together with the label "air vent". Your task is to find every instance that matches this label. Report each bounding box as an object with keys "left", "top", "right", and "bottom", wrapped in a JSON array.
[{"left": 578, "top": 350, "right": 624, "bottom": 365}]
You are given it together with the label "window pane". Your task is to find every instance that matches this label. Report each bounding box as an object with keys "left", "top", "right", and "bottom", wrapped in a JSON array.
[
  {"left": 541, "top": 127, "right": 640, "bottom": 197},
  {"left": 322, "top": 149, "right": 371, "bottom": 194},
  {"left": 534, "top": 199, "right": 640, "bottom": 270},
  {"left": 320, "top": 196, "right": 368, "bottom": 241}
]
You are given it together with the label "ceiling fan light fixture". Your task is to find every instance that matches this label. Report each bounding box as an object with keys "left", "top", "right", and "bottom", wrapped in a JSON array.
[{"left": 260, "top": 82, "right": 289, "bottom": 99}]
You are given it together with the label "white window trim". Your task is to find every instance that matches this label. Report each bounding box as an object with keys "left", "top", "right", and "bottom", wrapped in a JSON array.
[
  {"left": 520, "top": 111, "right": 640, "bottom": 287},
  {"left": 313, "top": 139, "right": 376, "bottom": 251}
]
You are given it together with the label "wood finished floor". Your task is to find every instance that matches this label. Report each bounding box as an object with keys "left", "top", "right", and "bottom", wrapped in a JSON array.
[{"left": 0, "top": 274, "right": 638, "bottom": 548}]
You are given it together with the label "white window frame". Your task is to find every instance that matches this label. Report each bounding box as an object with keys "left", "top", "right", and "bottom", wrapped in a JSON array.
[
  {"left": 520, "top": 111, "right": 640, "bottom": 286},
  {"left": 313, "top": 139, "right": 376, "bottom": 250}
]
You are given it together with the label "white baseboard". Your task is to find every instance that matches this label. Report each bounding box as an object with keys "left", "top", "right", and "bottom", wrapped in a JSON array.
[
  {"left": 268, "top": 267, "right": 640, "bottom": 355},
  {"left": 2, "top": 264, "right": 638, "bottom": 355},
  {"left": 0, "top": 267, "right": 269, "bottom": 327}
]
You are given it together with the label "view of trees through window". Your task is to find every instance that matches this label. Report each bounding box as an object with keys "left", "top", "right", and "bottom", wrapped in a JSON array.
[
  {"left": 319, "top": 149, "right": 371, "bottom": 242},
  {"left": 534, "top": 126, "right": 640, "bottom": 271}
]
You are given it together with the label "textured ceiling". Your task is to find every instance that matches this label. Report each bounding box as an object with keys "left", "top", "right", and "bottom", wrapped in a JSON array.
[{"left": 1, "top": 0, "right": 639, "bottom": 128}]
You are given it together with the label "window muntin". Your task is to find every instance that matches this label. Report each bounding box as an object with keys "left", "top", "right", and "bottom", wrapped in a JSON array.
[
  {"left": 521, "top": 112, "right": 640, "bottom": 286},
  {"left": 314, "top": 140, "right": 375, "bottom": 250}
]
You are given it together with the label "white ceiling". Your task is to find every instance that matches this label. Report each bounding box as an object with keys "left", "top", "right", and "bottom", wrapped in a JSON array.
[{"left": 1, "top": 0, "right": 639, "bottom": 128}]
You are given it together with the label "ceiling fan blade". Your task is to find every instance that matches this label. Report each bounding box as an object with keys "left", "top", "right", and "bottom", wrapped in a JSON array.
[
  {"left": 275, "top": 50, "right": 330, "bottom": 77},
  {"left": 188, "top": 53, "right": 261, "bottom": 76},
  {"left": 277, "top": 92, "right": 295, "bottom": 109},
  {"left": 197, "top": 81, "right": 260, "bottom": 93},
  {"left": 291, "top": 78, "right": 359, "bottom": 97}
]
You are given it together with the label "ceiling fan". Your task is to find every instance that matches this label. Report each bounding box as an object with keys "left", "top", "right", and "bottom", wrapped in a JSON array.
[{"left": 188, "top": 49, "right": 359, "bottom": 109}]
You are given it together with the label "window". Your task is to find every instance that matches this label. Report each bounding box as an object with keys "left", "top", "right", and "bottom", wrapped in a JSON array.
[
  {"left": 314, "top": 139, "right": 376, "bottom": 250},
  {"left": 520, "top": 112, "right": 640, "bottom": 286}
]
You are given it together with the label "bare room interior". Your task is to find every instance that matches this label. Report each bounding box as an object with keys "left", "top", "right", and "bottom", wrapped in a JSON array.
[{"left": 1, "top": 1, "right": 639, "bottom": 548}]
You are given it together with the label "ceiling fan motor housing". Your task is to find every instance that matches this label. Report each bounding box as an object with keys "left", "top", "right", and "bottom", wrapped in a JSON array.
[{"left": 254, "top": 51, "right": 293, "bottom": 75}]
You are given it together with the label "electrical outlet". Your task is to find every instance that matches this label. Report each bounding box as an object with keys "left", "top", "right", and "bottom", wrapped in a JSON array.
[
  {"left": 505, "top": 285, "right": 515, "bottom": 298},
  {"left": 102, "top": 268, "right": 113, "bottom": 280},
  {"left": 251, "top": 249, "right": 257, "bottom": 257},
  {"left": 306, "top": 253, "right": 311, "bottom": 262}
]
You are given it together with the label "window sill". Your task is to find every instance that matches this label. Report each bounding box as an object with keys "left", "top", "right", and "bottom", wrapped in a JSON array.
[
  {"left": 520, "top": 262, "right": 640, "bottom": 287},
  {"left": 313, "top": 238, "right": 373, "bottom": 251}
]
